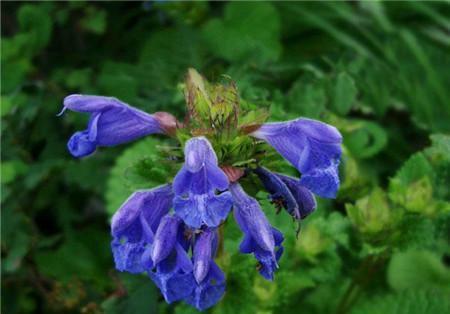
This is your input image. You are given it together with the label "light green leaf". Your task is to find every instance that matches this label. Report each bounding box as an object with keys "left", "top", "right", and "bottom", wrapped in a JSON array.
[
  {"left": 1, "top": 160, "right": 29, "bottom": 184},
  {"left": 346, "top": 188, "right": 399, "bottom": 236}
]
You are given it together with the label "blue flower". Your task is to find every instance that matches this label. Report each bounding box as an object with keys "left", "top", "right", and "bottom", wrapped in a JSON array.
[
  {"left": 255, "top": 166, "right": 316, "bottom": 220},
  {"left": 230, "top": 183, "right": 284, "bottom": 280},
  {"left": 276, "top": 173, "right": 317, "bottom": 219},
  {"left": 146, "top": 215, "right": 196, "bottom": 303},
  {"left": 173, "top": 137, "right": 233, "bottom": 228},
  {"left": 61, "top": 95, "right": 165, "bottom": 158},
  {"left": 65, "top": 70, "right": 343, "bottom": 311},
  {"left": 188, "top": 228, "right": 226, "bottom": 311},
  {"left": 251, "top": 118, "right": 342, "bottom": 198},
  {"left": 254, "top": 166, "right": 301, "bottom": 219},
  {"left": 110, "top": 184, "right": 173, "bottom": 273}
]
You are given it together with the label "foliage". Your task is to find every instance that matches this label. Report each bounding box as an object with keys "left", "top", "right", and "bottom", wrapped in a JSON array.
[{"left": 1, "top": 2, "right": 449, "bottom": 314}]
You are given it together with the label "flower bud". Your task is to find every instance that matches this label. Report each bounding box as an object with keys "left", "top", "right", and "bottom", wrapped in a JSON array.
[
  {"left": 184, "top": 68, "right": 238, "bottom": 130},
  {"left": 151, "top": 215, "right": 181, "bottom": 265},
  {"left": 346, "top": 188, "right": 398, "bottom": 235},
  {"left": 389, "top": 177, "right": 435, "bottom": 215},
  {"left": 296, "top": 222, "right": 332, "bottom": 261},
  {"left": 193, "top": 229, "right": 217, "bottom": 283}
]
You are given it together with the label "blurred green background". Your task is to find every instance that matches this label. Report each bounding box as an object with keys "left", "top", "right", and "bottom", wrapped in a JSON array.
[{"left": 2, "top": 2, "right": 450, "bottom": 314}]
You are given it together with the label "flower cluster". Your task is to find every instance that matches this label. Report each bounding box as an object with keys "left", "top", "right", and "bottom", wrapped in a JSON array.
[{"left": 62, "top": 69, "right": 342, "bottom": 311}]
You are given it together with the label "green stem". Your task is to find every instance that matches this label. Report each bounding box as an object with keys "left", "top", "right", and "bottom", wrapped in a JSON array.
[
  {"left": 336, "top": 253, "right": 388, "bottom": 314},
  {"left": 335, "top": 255, "right": 378, "bottom": 314}
]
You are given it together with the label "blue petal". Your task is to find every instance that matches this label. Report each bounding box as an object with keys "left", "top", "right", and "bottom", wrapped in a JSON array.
[
  {"left": 230, "top": 183, "right": 284, "bottom": 280},
  {"left": 67, "top": 131, "right": 97, "bottom": 158},
  {"left": 110, "top": 185, "right": 173, "bottom": 273},
  {"left": 230, "top": 183, "right": 275, "bottom": 252},
  {"left": 254, "top": 166, "right": 300, "bottom": 219},
  {"left": 187, "top": 262, "right": 226, "bottom": 311},
  {"left": 255, "top": 228, "right": 284, "bottom": 281},
  {"left": 149, "top": 245, "right": 195, "bottom": 303},
  {"left": 173, "top": 195, "right": 203, "bottom": 229},
  {"left": 62, "top": 94, "right": 163, "bottom": 158},
  {"left": 111, "top": 216, "right": 149, "bottom": 274},
  {"left": 183, "top": 137, "right": 219, "bottom": 172},
  {"left": 151, "top": 215, "right": 181, "bottom": 265},
  {"left": 149, "top": 269, "right": 195, "bottom": 303},
  {"left": 193, "top": 229, "right": 218, "bottom": 283},
  {"left": 276, "top": 174, "right": 317, "bottom": 218},
  {"left": 299, "top": 161, "right": 340, "bottom": 198},
  {"left": 251, "top": 118, "right": 342, "bottom": 198},
  {"left": 173, "top": 137, "right": 232, "bottom": 228},
  {"left": 173, "top": 193, "right": 233, "bottom": 229},
  {"left": 111, "top": 185, "right": 173, "bottom": 234}
]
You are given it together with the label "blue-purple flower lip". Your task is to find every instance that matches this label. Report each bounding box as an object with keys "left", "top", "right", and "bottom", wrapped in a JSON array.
[
  {"left": 251, "top": 117, "right": 342, "bottom": 198},
  {"left": 173, "top": 137, "right": 233, "bottom": 229}
]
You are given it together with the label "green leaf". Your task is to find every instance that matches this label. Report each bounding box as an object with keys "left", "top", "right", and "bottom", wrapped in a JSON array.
[
  {"left": 389, "top": 134, "right": 450, "bottom": 212},
  {"left": 389, "top": 176, "right": 435, "bottom": 214},
  {"left": 139, "top": 28, "right": 206, "bottom": 89},
  {"left": 346, "top": 188, "right": 399, "bottom": 236},
  {"left": 426, "top": 135, "right": 450, "bottom": 200},
  {"left": 344, "top": 121, "right": 388, "bottom": 159},
  {"left": 1, "top": 206, "right": 31, "bottom": 273},
  {"left": 35, "top": 228, "right": 111, "bottom": 287},
  {"left": 17, "top": 4, "right": 52, "bottom": 54},
  {"left": 331, "top": 72, "right": 357, "bottom": 115},
  {"left": 286, "top": 80, "right": 327, "bottom": 119},
  {"left": 102, "top": 274, "right": 159, "bottom": 314},
  {"left": 65, "top": 68, "right": 92, "bottom": 90},
  {"left": 351, "top": 290, "right": 450, "bottom": 314},
  {"left": 387, "top": 250, "right": 450, "bottom": 292},
  {"left": 212, "top": 254, "right": 258, "bottom": 314},
  {"left": 339, "top": 152, "right": 374, "bottom": 200},
  {"left": 80, "top": 6, "right": 107, "bottom": 34},
  {"left": 295, "top": 213, "right": 350, "bottom": 262},
  {"left": 105, "top": 137, "right": 173, "bottom": 217},
  {"left": 1, "top": 160, "right": 29, "bottom": 184},
  {"left": 202, "top": 2, "right": 281, "bottom": 64},
  {"left": 97, "top": 62, "right": 139, "bottom": 103},
  {"left": 391, "top": 153, "right": 434, "bottom": 186}
]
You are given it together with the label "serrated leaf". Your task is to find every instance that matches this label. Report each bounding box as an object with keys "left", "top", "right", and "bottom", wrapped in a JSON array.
[
  {"left": 332, "top": 72, "right": 357, "bottom": 115},
  {"left": 391, "top": 153, "right": 434, "bottom": 186},
  {"left": 286, "top": 81, "right": 327, "bottom": 119},
  {"left": 350, "top": 290, "right": 450, "bottom": 314},
  {"left": 105, "top": 137, "right": 174, "bottom": 217}
]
